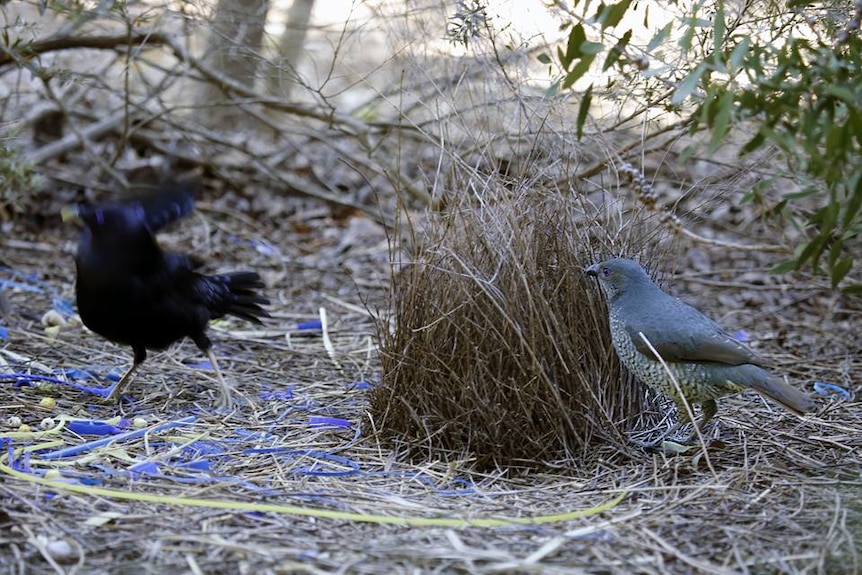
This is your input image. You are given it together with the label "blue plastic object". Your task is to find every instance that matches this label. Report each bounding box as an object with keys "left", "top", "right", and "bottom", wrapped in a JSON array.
[
  {"left": 309, "top": 416, "right": 351, "bottom": 428},
  {"left": 813, "top": 381, "right": 851, "bottom": 400}
]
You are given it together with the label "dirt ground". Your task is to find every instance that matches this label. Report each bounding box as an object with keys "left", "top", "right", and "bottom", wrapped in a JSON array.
[{"left": 0, "top": 184, "right": 860, "bottom": 574}]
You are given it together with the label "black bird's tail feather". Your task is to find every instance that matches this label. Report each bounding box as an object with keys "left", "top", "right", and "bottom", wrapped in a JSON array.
[{"left": 203, "top": 271, "right": 270, "bottom": 324}]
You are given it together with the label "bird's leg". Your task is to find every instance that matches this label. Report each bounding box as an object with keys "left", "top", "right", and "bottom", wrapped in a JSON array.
[
  {"left": 695, "top": 399, "right": 717, "bottom": 434},
  {"left": 104, "top": 363, "right": 139, "bottom": 402},
  {"left": 205, "top": 348, "right": 234, "bottom": 410},
  {"left": 680, "top": 399, "right": 717, "bottom": 443},
  {"left": 104, "top": 347, "right": 146, "bottom": 403}
]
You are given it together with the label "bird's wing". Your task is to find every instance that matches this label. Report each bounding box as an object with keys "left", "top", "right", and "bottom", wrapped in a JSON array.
[
  {"left": 624, "top": 300, "right": 765, "bottom": 366},
  {"left": 137, "top": 182, "right": 197, "bottom": 232}
]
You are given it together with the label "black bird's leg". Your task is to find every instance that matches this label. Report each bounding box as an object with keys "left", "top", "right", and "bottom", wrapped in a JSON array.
[
  {"left": 206, "top": 348, "right": 234, "bottom": 409},
  {"left": 106, "top": 346, "right": 147, "bottom": 403},
  {"left": 192, "top": 334, "right": 234, "bottom": 409}
]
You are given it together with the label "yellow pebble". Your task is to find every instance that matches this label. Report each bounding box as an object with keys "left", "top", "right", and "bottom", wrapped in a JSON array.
[
  {"left": 18, "top": 424, "right": 31, "bottom": 433},
  {"left": 44, "top": 469, "right": 64, "bottom": 479},
  {"left": 132, "top": 417, "right": 148, "bottom": 429},
  {"left": 40, "top": 397, "right": 57, "bottom": 409}
]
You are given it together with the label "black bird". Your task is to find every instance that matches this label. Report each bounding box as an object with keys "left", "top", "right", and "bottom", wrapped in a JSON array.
[{"left": 61, "top": 183, "right": 269, "bottom": 407}]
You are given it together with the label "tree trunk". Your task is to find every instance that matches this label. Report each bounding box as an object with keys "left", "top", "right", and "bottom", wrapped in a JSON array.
[
  {"left": 195, "top": 0, "right": 270, "bottom": 130},
  {"left": 266, "top": 0, "right": 314, "bottom": 101}
]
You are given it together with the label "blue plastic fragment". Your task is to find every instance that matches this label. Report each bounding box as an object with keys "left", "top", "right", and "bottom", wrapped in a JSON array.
[
  {"left": 53, "top": 299, "right": 76, "bottom": 318},
  {"left": 67, "top": 419, "right": 129, "bottom": 436},
  {"left": 297, "top": 319, "right": 322, "bottom": 331},
  {"left": 179, "top": 460, "right": 212, "bottom": 472},
  {"left": 351, "top": 381, "right": 371, "bottom": 390},
  {"left": 732, "top": 329, "right": 751, "bottom": 343},
  {"left": 251, "top": 240, "right": 278, "bottom": 257},
  {"left": 129, "top": 461, "right": 160, "bottom": 475},
  {"left": 259, "top": 388, "right": 293, "bottom": 401},
  {"left": 813, "top": 381, "right": 851, "bottom": 400},
  {"left": 62, "top": 368, "right": 97, "bottom": 381},
  {"left": 188, "top": 361, "right": 213, "bottom": 370},
  {"left": 0, "top": 326, "right": 7, "bottom": 340},
  {"left": 309, "top": 416, "right": 351, "bottom": 429}
]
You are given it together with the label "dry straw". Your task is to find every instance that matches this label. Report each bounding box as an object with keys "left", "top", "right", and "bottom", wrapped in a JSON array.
[{"left": 372, "top": 181, "right": 667, "bottom": 468}]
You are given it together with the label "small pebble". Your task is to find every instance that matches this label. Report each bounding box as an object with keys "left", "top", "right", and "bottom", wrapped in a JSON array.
[
  {"left": 7, "top": 415, "right": 22, "bottom": 428},
  {"left": 132, "top": 417, "right": 148, "bottom": 429},
  {"left": 40, "top": 397, "right": 56, "bottom": 409},
  {"left": 40, "top": 417, "right": 55, "bottom": 430},
  {"left": 44, "top": 469, "right": 64, "bottom": 480},
  {"left": 45, "top": 539, "right": 75, "bottom": 563},
  {"left": 44, "top": 325, "right": 61, "bottom": 340}
]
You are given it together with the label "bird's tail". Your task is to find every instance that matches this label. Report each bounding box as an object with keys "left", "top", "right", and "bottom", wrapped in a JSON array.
[
  {"left": 745, "top": 367, "right": 817, "bottom": 415},
  {"left": 204, "top": 271, "right": 270, "bottom": 324}
]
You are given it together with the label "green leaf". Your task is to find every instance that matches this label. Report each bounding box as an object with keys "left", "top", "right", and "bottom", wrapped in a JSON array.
[
  {"left": 580, "top": 41, "right": 605, "bottom": 55},
  {"left": 708, "top": 90, "right": 734, "bottom": 150},
  {"left": 564, "top": 24, "right": 587, "bottom": 64},
  {"left": 822, "top": 84, "right": 856, "bottom": 104},
  {"left": 842, "top": 174, "right": 862, "bottom": 229},
  {"left": 795, "top": 235, "right": 828, "bottom": 270},
  {"left": 577, "top": 84, "right": 594, "bottom": 139},
  {"left": 671, "top": 64, "right": 705, "bottom": 105},
  {"left": 841, "top": 283, "right": 862, "bottom": 295},
  {"left": 728, "top": 37, "right": 750, "bottom": 71},
  {"left": 827, "top": 239, "right": 844, "bottom": 268},
  {"left": 648, "top": 22, "right": 673, "bottom": 51},
  {"left": 830, "top": 257, "right": 853, "bottom": 288},
  {"left": 603, "top": 30, "right": 632, "bottom": 71},
  {"left": 562, "top": 53, "right": 597, "bottom": 89},
  {"left": 713, "top": 0, "right": 725, "bottom": 66},
  {"left": 784, "top": 187, "right": 818, "bottom": 201},
  {"left": 770, "top": 260, "right": 797, "bottom": 274},
  {"left": 598, "top": 0, "right": 632, "bottom": 30},
  {"left": 740, "top": 130, "right": 766, "bottom": 155},
  {"left": 537, "top": 53, "right": 551, "bottom": 64}
]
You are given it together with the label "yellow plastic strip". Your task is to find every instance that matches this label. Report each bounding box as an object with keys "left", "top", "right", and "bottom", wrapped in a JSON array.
[{"left": 0, "top": 460, "right": 625, "bottom": 527}]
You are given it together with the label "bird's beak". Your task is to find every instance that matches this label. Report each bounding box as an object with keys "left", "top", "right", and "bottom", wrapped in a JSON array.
[
  {"left": 585, "top": 263, "right": 600, "bottom": 277},
  {"left": 60, "top": 204, "right": 81, "bottom": 223}
]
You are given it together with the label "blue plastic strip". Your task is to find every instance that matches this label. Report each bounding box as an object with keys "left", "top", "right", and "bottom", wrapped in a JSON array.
[{"left": 39, "top": 416, "right": 197, "bottom": 460}]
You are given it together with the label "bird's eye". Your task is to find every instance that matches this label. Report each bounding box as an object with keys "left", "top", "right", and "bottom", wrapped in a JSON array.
[{"left": 602, "top": 267, "right": 611, "bottom": 277}]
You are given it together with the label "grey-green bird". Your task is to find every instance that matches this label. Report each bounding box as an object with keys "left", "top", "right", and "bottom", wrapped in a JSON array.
[{"left": 586, "top": 258, "right": 815, "bottom": 437}]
